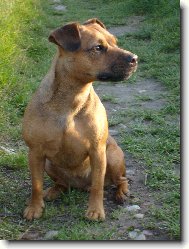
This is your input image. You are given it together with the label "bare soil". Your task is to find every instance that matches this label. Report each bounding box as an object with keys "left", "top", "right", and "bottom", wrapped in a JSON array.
[{"left": 108, "top": 16, "right": 145, "bottom": 36}]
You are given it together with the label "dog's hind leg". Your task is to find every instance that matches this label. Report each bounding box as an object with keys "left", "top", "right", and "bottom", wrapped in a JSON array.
[
  {"left": 106, "top": 135, "right": 129, "bottom": 203},
  {"left": 44, "top": 160, "right": 67, "bottom": 201}
]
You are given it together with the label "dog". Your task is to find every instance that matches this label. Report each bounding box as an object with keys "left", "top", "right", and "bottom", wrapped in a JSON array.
[{"left": 22, "top": 18, "right": 138, "bottom": 221}]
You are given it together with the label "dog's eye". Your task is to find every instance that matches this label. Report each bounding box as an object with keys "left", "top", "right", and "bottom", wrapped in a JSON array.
[{"left": 94, "top": 45, "right": 104, "bottom": 52}]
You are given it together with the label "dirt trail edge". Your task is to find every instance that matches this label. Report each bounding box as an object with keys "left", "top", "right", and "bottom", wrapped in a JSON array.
[{"left": 94, "top": 78, "right": 169, "bottom": 240}]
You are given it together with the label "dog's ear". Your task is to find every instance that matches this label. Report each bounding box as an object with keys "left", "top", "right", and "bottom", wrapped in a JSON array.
[
  {"left": 48, "top": 23, "right": 81, "bottom": 52},
  {"left": 83, "top": 18, "right": 106, "bottom": 29}
]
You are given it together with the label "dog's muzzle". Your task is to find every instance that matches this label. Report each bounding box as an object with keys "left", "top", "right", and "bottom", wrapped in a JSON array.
[{"left": 97, "top": 54, "right": 138, "bottom": 82}]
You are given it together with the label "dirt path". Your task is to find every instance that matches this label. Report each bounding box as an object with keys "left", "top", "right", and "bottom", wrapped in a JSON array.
[
  {"left": 94, "top": 79, "right": 169, "bottom": 240},
  {"left": 108, "top": 15, "right": 145, "bottom": 36}
]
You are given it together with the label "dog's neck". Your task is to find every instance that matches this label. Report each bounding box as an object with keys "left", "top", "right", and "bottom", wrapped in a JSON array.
[
  {"left": 40, "top": 53, "right": 93, "bottom": 114},
  {"left": 52, "top": 73, "right": 92, "bottom": 112}
]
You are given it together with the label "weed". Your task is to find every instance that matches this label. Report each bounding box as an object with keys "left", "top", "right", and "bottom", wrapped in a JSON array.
[
  {"left": 57, "top": 220, "right": 115, "bottom": 240},
  {"left": 0, "top": 151, "right": 27, "bottom": 169},
  {"left": 127, "top": 226, "right": 135, "bottom": 232},
  {"left": 110, "top": 206, "right": 125, "bottom": 220},
  {"left": 109, "top": 116, "right": 122, "bottom": 127},
  {"left": 101, "top": 94, "right": 118, "bottom": 104},
  {"left": 134, "top": 94, "right": 153, "bottom": 102}
]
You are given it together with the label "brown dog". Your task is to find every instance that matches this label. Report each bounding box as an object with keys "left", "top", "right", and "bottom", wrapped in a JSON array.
[{"left": 22, "top": 18, "right": 138, "bottom": 221}]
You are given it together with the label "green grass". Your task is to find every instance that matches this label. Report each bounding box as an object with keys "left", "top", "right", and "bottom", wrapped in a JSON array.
[
  {"left": 101, "top": 94, "right": 119, "bottom": 104},
  {"left": 119, "top": 107, "right": 180, "bottom": 238},
  {"left": 0, "top": 0, "right": 180, "bottom": 240},
  {"left": 0, "top": 0, "right": 52, "bottom": 142},
  {"left": 0, "top": 151, "right": 27, "bottom": 169},
  {"left": 57, "top": 220, "right": 115, "bottom": 240}
]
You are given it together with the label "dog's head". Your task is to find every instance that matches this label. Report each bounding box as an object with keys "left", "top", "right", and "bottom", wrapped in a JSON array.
[{"left": 49, "top": 18, "right": 138, "bottom": 83}]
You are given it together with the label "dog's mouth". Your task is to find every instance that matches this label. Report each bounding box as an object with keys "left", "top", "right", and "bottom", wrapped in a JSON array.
[{"left": 97, "top": 65, "right": 137, "bottom": 82}]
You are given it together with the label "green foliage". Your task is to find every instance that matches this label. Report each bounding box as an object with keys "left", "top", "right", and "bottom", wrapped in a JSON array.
[
  {"left": 0, "top": 151, "right": 27, "bottom": 169},
  {"left": 57, "top": 220, "right": 114, "bottom": 240},
  {"left": 126, "top": 0, "right": 179, "bottom": 17},
  {"left": 0, "top": 0, "right": 53, "bottom": 141}
]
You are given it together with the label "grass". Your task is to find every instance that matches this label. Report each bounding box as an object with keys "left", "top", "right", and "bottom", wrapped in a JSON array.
[
  {"left": 119, "top": 104, "right": 180, "bottom": 238},
  {"left": 0, "top": 0, "right": 180, "bottom": 241},
  {"left": 101, "top": 94, "right": 119, "bottom": 104},
  {"left": 57, "top": 220, "right": 115, "bottom": 240}
]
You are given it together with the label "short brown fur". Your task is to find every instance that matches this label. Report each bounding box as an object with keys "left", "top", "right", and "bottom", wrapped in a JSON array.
[{"left": 23, "top": 19, "right": 138, "bottom": 221}]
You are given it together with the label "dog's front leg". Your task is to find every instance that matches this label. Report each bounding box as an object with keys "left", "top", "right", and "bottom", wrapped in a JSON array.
[
  {"left": 23, "top": 149, "right": 45, "bottom": 220},
  {"left": 86, "top": 145, "right": 106, "bottom": 221}
]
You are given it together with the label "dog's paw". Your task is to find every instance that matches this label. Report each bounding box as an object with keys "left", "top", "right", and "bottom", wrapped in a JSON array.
[
  {"left": 85, "top": 207, "right": 105, "bottom": 221},
  {"left": 116, "top": 189, "right": 130, "bottom": 204},
  {"left": 23, "top": 201, "right": 45, "bottom": 221},
  {"left": 115, "top": 180, "right": 129, "bottom": 203},
  {"left": 115, "top": 192, "right": 127, "bottom": 203}
]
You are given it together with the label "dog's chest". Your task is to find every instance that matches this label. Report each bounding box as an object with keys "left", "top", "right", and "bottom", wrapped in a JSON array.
[{"left": 44, "top": 117, "right": 90, "bottom": 167}]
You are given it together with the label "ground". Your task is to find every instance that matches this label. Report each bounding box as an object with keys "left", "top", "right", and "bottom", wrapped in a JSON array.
[{"left": 0, "top": 0, "right": 180, "bottom": 241}]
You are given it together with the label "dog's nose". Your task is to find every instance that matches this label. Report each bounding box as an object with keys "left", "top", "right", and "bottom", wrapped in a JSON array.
[{"left": 126, "top": 54, "right": 138, "bottom": 64}]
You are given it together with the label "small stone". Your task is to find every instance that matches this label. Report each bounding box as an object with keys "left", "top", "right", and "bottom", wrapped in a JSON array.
[
  {"left": 134, "top": 213, "right": 144, "bottom": 219},
  {"left": 138, "top": 90, "right": 146, "bottom": 93},
  {"left": 126, "top": 205, "right": 141, "bottom": 212},
  {"left": 19, "top": 230, "right": 42, "bottom": 240},
  {"left": 135, "top": 233, "right": 146, "bottom": 240},
  {"left": 128, "top": 229, "right": 146, "bottom": 240},
  {"left": 143, "top": 230, "right": 153, "bottom": 236},
  {"left": 44, "top": 230, "right": 59, "bottom": 240},
  {"left": 0, "top": 146, "right": 15, "bottom": 154},
  {"left": 126, "top": 169, "right": 135, "bottom": 175},
  {"left": 128, "top": 230, "right": 138, "bottom": 239},
  {"left": 54, "top": 5, "right": 67, "bottom": 11}
]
